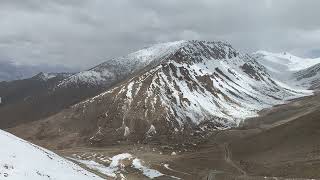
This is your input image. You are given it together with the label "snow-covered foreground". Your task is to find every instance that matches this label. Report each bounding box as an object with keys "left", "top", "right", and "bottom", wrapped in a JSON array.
[{"left": 0, "top": 130, "right": 102, "bottom": 180}]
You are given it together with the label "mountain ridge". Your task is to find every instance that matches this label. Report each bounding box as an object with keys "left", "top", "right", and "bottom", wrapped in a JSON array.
[
  {"left": 56, "top": 41, "right": 186, "bottom": 88},
  {"left": 0, "top": 60, "right": 74, "bottom": 82}
]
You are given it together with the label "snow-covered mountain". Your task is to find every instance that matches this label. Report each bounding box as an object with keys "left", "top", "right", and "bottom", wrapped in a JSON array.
[
  {"left": 254, "top": 51, "right": 320, "bottom": 89},
  {"left": 33, "top": 72, "right": 74, "bottom": 81},
  {"left": 57, "top": 41, "right": 184, "bottom": 88},
  {"left": 18, "top": 40, "right": 310, "bottom": 147},
  {"left": 294, "top": 63, "right": 320, "bottom": 89},
  {"left": 85, "top": 41, "right": 309, "bottom": 143},
  {"left": 0, "top": 129, "right": 102, "bottom": 180},
  {"left": 254, "top": 51, "right": 320, "bottom": 72}
]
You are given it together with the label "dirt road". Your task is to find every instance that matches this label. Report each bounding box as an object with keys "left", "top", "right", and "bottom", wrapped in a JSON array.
[{"left": 224, "top": 143, "right": 247, "bottom": 176}]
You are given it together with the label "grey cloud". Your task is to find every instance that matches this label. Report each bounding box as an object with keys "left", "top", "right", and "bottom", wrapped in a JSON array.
[{"left": 0, "top": 0, "right": 319, "bottom": 70}]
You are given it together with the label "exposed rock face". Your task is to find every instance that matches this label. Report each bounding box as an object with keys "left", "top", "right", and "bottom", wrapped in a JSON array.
[{"left": 8, "top": 40, "right": 307, "bottom": 148}]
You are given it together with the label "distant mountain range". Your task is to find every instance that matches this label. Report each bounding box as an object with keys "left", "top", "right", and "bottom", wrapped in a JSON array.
[{"left": 0, "top": 60, "right": 75, "bottom": 82}]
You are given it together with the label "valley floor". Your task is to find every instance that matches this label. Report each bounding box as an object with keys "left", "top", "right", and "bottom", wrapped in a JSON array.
[{"left": 52, "top": 92, "right": 320, "bottom": 179}]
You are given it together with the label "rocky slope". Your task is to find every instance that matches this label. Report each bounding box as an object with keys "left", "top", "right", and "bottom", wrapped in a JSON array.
[
  {"left": 9, "top": 40, "right": 309, "bottom": 148},
  {"left": 294, "top": 63, "right": 320, "bottom": 89}
]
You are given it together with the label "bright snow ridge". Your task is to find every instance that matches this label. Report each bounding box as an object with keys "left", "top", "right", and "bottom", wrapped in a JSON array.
[
  {"left": 255, "top": 51, "right": 320, "bottom": 71},
  {"left": 0, "top": 130, "right": 102, "bottom": 180},
  {"left": 254, "top": 51, "right": 320, "bottom": 89},
  {"left": 58, "top": 40, "right": 186, "bottom": 87}
]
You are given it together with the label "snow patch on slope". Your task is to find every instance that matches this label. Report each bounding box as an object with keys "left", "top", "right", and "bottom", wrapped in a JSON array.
[
  {"left": 132, "top": 158, "right": 164, "bottom": 178},
  {"left": 71, "top": 153, "right": 165, "bottom": 179},
  {"left": 0, "top": 130, "right": 102, "bottom": 180}
]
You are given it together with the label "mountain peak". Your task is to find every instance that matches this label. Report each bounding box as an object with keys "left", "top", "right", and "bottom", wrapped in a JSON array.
[
  {"left": 105, "top": 39, "right": 236, "bottom": 66},
  {"left": 58, "top": 40, "right": 238, "bottom": 88},
  {"left": 168, "top": 40, "right": 239, "bottom": 63},
  {"left": 33, "top": 72, "right": 57, "bottom": 81}
]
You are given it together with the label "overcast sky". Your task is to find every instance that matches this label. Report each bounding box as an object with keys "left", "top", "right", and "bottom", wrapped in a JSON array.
[{"left": 0, "top": 0, "right": 319, "bottom": 70}]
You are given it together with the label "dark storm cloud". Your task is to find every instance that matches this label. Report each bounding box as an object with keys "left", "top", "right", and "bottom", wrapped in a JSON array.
[{"left": 0, "top": 0, "right": 319, "bottom": 69}]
